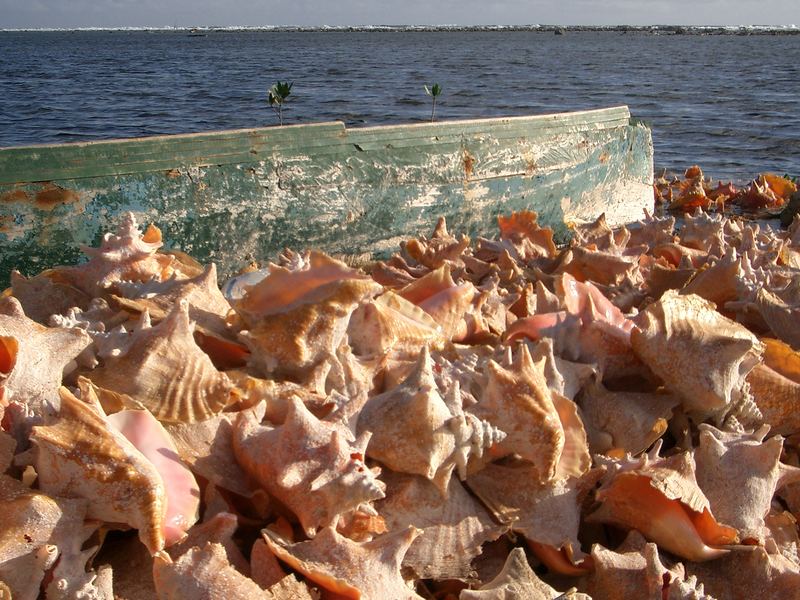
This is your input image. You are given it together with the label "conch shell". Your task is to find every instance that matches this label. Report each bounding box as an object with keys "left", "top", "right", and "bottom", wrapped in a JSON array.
[
  {"left": 587, "top": 442, "right": 738, "bottom": 562},
  {"left": 0, "top": 474, "right": 86, "bottom": 600},
  {"left": 747, "top": 338, "right": 800, "bottom": 436},
  {"left": 466, "top": 459, "right": 600, "bottom": 575},
  {"left": 357, "top": 347, "right": 504, "bottom": 492},
  {"left": 586, "top": 531, "right": 710, "bottom": 600},
  {"left": 62, "top": 212, "right": 178, "bottom": 296},
  {"left": 497, "top": 210, "right": 557, "bottom": 263},
  {"left": 262, "top": 525, "right": 424, "bottom": 600},
  {"left": 112, "top": 263, "right": 234, "bottom": 339},
  {"left": 233, "top": 399, "right": 385, "bottom": 537},
  {"left": 236, "top": 251, "right": 381, "bottom": 376},
  {"left": 402, "top": 216, "right": 470, "bottom": 269},
  {"left": 694, "top": 424, "right": 800, "bottom": 543},
  {"left": 471, "top": 343, "right": 589, "bottom": 482},
  {"left": 31, "top": 387, "right": 168, "bottom": 554},
  {"left": 686, "top": 545, "right": 800, "bottom": 599},
  {"left": 376, "top": 471, "right": 507, "bottom": 580},
  {"left": 348, "top": 291, "right": 446, "bottom": 360},
  {"left": 0, "top": 296, "right": 92, "bottom": 430},
  {"left": 153, "top": 542, "right": 275, "bottom": 599},
  {"left": 398, "top": 264, "right": 477, "bottom": 341},
  {"left": 107, "top": 408, "right": 200, "bottom": 546},
  {"left": 578, "top": 379, "right": 678, "bottom": 456},
  {"left": 461, "top": 547, "right": 590, "bottom": 599},
  {"left": 631, "top": 291, "right": 763, "bottom": 422},
  {"left": 86, "top": 300, "right": 237, "bottom": 423},
  {"left": 10, "top": 269, "right": 91, "bottom": 325},
  {"left": 754, "top": 288, "right": 800, "bottom": 349}
]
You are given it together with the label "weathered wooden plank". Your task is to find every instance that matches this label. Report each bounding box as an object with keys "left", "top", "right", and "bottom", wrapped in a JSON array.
[
  {"left": 0, "top": 123, "right": 348, "bottom": 183},
  {"left": 0, "top": 108, "right": 653, "bottom": 287},
  {"left": 0, "top": 107, "right": 630, "bottom": 184}
]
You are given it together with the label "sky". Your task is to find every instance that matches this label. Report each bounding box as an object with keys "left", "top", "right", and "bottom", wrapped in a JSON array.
[{"left": 1, "top": 0, "right": 797, "bottom": 29}]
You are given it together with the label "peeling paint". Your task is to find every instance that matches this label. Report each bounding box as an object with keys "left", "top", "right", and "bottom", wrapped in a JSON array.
[
  {"left": 34, "top": 184, "right": 80, "bottom": 210},
  {"left": 0, "top": 189, "right": 28, "bottom": 203},
  {"left": 0, "top": 109, "right": 653, "bottom": 285}
]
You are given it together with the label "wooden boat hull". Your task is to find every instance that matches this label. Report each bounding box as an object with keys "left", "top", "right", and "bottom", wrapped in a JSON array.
[{"left": 0, "top": 106, "right": 653, "bottom": 284}]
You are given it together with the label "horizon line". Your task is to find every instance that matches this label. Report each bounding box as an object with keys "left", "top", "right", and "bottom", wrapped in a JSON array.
[{"left": 2, "top": 23, "right": 798, "bottom": 32}]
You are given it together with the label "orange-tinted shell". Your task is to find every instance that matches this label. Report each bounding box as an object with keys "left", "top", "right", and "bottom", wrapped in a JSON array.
[
  {"left": 472, "top": 344, "right": 589, "bottom": 482},
  {"left": 87, "top": 301, "right": 237, "bottom": 423},
  {"left": 694, "top": 424, "right": 800, "bottom": 544},
  {"left": 587, "top": 444, "right": 738, "bottom": 562},
  {"left": 497, "top": 211, "right": 557, "bottom": 262},
  {"left": 240, "top": 277, "right": 381, "bottom": 377}
]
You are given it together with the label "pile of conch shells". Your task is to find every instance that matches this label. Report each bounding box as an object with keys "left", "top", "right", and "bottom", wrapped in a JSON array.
[
  {"left": 654, "top": 166, "right": 797, "bottom": 214},
  {"left": 3, "top": 206, "right": 800, "bottom": 599}
]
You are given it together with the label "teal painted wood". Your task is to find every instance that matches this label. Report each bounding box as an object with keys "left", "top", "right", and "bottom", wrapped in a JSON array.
[{"left": 0, "top": 107, "right": 653, "bottom": 286}]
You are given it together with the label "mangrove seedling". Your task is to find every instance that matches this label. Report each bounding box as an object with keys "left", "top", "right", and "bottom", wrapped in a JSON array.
[
  {"left": 424, "top": 83, "right": 442, "bottom": 122},
  {"left": 268, "top": 81, "right": 293, "bottom": 125}
]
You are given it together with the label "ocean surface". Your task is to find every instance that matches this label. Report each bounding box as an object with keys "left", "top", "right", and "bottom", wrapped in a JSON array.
[{"left": 1, "top": 29, "right": 798, "bottom": 181}]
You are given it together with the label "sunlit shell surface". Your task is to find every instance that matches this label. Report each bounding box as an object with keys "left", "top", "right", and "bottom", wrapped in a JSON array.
[
  {"left": 461, "top": 547, "right": 590, "bottom": 599},
  {"left": 588, "top": 443, "right": 739, "bottom": 562},
  {"left": 585, "top": 531, "right": 710, "bottom": 600},
  {"left": 86, "top": 300, "right": 237, "bottom": 423},
  {"left": 107, "top": 408, "right": 200, "bottom": 546},
  {"left": 0, "top": 474, "right": 88, "bottom": 600},
  {"left": 497, "top": 210, "right": 557, "bottom": 263},
  {"left": 357, "top": 347, "right": 504, "bottom": 491},
  {"left": 348, "top": 291, "right": 447, "bottom": 360},
  {"left": 402, "top": 216, "right": 471, "bottom": 270},
  {"left": 747, "top": 338, "right": 800, "bottom": 436},
  {"left": 153, "top": 542, "right": 277, "bottom": 599},
  {"left": 470, "top": 344, "right": 590, "bottom": 482},
  {"left": 239, "top": 277, "right": 381, "bottom": 377},
  {"left": 693, "top": 424, "right": 800, "bottom": 544},
  {"left": 164, "top": 411, "right": 257, "bottom": 499},
  {"left": 62, "top": 212, "right": 179, "bottom": 296},
  {"left": 31, "top": 388, "right": 167, "bottom": 554},
  {"left": 0, "top": 296, "right": 92, "bottom": 431},
  {"left": 466, "top": 459, "right": 600, "bottom": 575},
  {"left": 10, "top": 269, "right": 92, "bottom": 326},
  {"left": 631, "top": 291, "right": 763, "bottom": 421},
  {"left": 112, "top": 263, "right": 234, "bottom": 338},
  {"left": 233, "top": 399, "right": 385, "bottom": 537},
  {"left": 263, "top": 526, "right": 423, "bottom": 600}
]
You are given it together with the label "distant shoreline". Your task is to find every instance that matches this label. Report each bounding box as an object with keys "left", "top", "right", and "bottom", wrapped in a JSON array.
[{"left": 2, "top": 24, "right": 799, "bottom": 35}]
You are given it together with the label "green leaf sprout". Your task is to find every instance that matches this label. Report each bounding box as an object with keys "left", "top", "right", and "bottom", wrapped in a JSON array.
[{"left": 268, "top": 81, "right": 293, "bottom": 126}]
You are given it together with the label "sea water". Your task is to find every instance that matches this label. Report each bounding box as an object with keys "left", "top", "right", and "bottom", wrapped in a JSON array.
[{"left": 1, "top": 29, "right": 798, "bottom": 181}]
